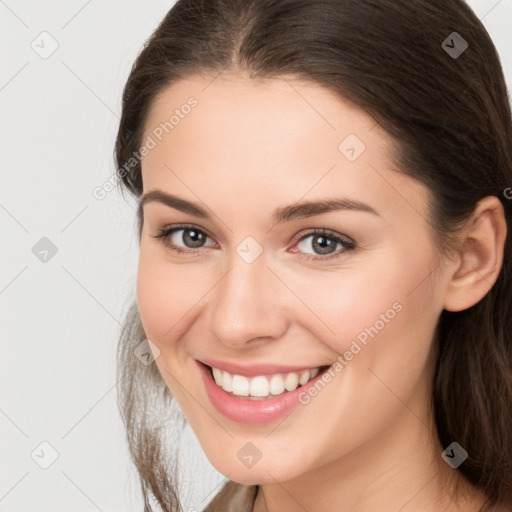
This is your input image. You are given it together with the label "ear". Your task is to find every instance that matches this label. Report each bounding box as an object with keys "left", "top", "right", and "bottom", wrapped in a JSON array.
[{"left": 443, "top": 196, "right": 507, "bottom": 312}]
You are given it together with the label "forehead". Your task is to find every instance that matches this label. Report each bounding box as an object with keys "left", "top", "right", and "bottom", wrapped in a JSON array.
[
  {"left": 143, "top": 72, "right": 379, "bottom": 150},
  {"left": 139, "top": 73, "right": 429, "bottom": 225}
]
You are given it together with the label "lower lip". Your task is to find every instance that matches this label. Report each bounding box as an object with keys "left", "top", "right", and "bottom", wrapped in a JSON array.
[{"left": 197, "top": 360, "right": 330, "bottom": 425}]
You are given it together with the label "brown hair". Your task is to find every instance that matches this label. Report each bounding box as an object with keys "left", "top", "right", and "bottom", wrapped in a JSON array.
[{"left": 114, "top": 1, "right": 512, "bottom": 511}]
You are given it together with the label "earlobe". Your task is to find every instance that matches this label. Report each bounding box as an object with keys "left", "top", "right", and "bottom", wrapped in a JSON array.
[{"left": 443, "top": 196, "right": 507, "bottom": 313}]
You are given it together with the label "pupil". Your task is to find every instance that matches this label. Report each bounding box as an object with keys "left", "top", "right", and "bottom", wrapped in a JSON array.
[
  {"left": 313, "top": 235, "right": 334, "bottom": 255},
  {"left": 185, "top": 229, "right": 204, "bottom": 248}
]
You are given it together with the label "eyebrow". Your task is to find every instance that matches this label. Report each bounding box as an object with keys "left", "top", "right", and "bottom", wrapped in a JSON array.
[{"left": 138, "top": 189, "right": 380, "bottom": 225}]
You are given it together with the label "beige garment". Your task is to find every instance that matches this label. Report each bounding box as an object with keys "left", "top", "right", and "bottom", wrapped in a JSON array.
[{"left": 203, "top": 481, "right": 258, "bottom": 512}]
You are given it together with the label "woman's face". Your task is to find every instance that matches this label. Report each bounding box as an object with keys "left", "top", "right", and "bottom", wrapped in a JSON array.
[{"left": 136, "top": 72, "right": 452, "bottom": 484}]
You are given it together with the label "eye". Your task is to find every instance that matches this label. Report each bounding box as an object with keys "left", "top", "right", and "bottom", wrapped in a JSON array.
[
  {"left": 292, "top": 229, "right": 356, "bottom": 261},
  {"left": 152, "top": 224, "right": 216, "bottom": 255},
  {"left": 152, "top": 224, "right": 356, "bottom": 261}
]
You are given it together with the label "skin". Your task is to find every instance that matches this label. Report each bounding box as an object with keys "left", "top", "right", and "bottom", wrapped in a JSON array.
[{"left": 135, "top": 71, "right": 506, "bottom": 512}]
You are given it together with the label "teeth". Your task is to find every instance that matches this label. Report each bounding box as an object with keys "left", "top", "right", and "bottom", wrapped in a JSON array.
[
  {"left": 250, "top": 376, "right": 269, "bottom": 397},
  {"left": 231, "top": 375, "right": 250, "bottom": 396},
  {"left": 210, "top": 365, "right": 325, "bottom": 398},
  {"left": 212, "top": 367, "right": 223, "bottom": 384},
  {"left": 284, "top": 372, "right": 299, "bottom": 391},
  {"left": 269, "top": 374, "right": 285, "bottom": 395},
  {"left": 298, "top": 370, "right": 310, "bottom": 386}
]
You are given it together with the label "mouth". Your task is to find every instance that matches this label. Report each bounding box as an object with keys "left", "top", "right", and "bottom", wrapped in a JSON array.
[
  {"left": 200, "top": 362, "right": 331, "bottom": 400},
  {"left": 196, "top": 359, "right": 336, "bottom": 424}
]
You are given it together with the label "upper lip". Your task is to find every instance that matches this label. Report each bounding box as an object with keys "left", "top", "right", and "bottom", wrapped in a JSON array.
[{"left": 197, "top": 358, "right": 330, "bottom": 377}]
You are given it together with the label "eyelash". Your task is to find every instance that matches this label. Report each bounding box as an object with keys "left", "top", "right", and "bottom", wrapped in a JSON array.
[{"left": 151, "top": 223, "right": 357, "bottom": 261}]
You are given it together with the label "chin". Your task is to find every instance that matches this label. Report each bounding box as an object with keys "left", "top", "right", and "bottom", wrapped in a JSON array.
[{"left": 207, "top": 452, "right": 303, "bottom": 486}]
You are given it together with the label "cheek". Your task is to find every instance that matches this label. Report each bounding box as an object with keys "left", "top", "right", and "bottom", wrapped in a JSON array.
[
  {"left": 136, "top": 254, "right": 168, "bottom": 342},
  {"left": 135, "top": 248, "right": 214, "bottom": 347},
  {"left": 135, "top": 249, "right": 186, "bottom": 346},
  {"left": 292, "top": 248, "right": 438, "bottom": 363},
  {"left": 287, "top": 267, "right": 405, "bottom": 352},
  {"left": 136, "top": 253, "right": 199, "bottom": 400}
]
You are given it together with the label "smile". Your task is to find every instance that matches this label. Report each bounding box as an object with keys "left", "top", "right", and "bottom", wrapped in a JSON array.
[
  {"left": 209, "top": 365, "right": 325, "bottom": 399},
  {"left": 196, "top": 358, "right": 334, "bottom": 424}
]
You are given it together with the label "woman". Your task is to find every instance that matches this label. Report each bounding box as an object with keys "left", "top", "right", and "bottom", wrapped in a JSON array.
[{"left": 114, "top": 1, "right": 512, "bottom": 511}]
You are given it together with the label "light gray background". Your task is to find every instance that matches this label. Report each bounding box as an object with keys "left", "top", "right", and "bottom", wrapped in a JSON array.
[{"left": 1, "top": 1, "right": 511, "bottom": 511}]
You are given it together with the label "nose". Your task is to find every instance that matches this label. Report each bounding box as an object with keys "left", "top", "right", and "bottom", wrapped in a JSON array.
[{"left": 207, "top": 250, "right": 290, "bottom": 349}]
